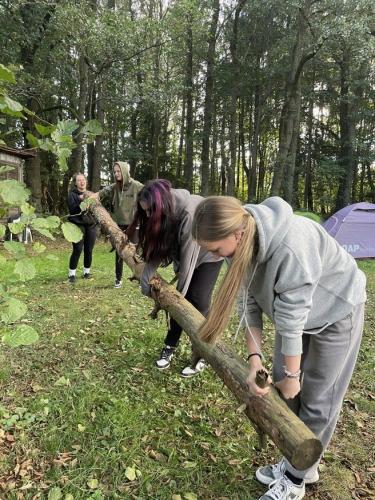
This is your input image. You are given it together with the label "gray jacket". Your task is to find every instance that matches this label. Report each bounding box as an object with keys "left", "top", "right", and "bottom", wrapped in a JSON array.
[
  {"left": 141, "top": 189, "right": 220, "bottom": 297},
  {"left": 238, "top": 197, "right": 366, "bottom": 356}
]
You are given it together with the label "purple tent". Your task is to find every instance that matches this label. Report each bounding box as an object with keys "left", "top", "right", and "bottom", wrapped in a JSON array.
[{"left": 323, "top": 202, "right": 375, "bottom": 259}]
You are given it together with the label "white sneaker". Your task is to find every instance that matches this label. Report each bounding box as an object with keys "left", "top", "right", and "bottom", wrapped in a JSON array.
[
  {"left": 259, "top": 475, "right": 305, "bottom": 500},
  {"left": 114, "top": 280, "right": 122, "bottom": 289},
  {"left": 156, "top": 346, "right": 175, "bottom": 370},
  {"left": 256, "top": 458, "right": 319, "bottom": 486},
  {"left": 180, "top": 359, "right": 206, "bottom": 378}
]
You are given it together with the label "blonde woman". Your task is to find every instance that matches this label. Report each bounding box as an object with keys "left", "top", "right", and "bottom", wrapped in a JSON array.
[{"left": 192, "top": 196, "right": 366, "bottom": 500}]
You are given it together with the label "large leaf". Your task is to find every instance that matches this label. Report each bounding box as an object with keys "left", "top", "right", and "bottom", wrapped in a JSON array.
[
  {"left": 8, "top": 221, "right": 25, "bottom": 235},
  {"left": 26, "top": 132, "right": 39, "bottom": 147},
  {"left": 20, "top": 202, "right": 35, "bottom": 216},
  {"left": 81, "top": 119, "right": 103, "bottom": 137},
  {"left": 3, "top": 241, "right": 26, "bottom": 258},
  {"left": 1, "top": 298, "right": 27, "bottom": 324},
  {"left": 45, "top": 215, "right": 60, "bottom": 229},
  {"left": 61, "top": 222, "right": 83, "bottom": 243},
  {"left": 0, "top": 179, "right": 30, "bottom": 205},
  {"left": 2, "top": 95, "right": 23, "bottom": 112},
  {"left": 14, "top": 258, "right": 36, "bottom": 281},
  {"left": 2, "top": 324, "right": 39, "bottom": 347},
  {"left": 31, "top": 218, "right": 55, "bottom": 240},
  {"left": 35, "top": 123, "right": 55, "bottom": 137},
  {"left": 0, "top": 64, "right": 16, "bottom": 83}
]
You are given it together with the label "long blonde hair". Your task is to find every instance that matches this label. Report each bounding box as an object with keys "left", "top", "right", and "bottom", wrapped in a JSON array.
[{"left": 192, "top": 196, "right": 257, "bottom": 344}]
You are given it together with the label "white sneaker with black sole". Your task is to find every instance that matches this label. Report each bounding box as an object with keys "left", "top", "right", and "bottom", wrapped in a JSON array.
[
  {"left": 259, "top": 475, "right": 305, "bottom": 500},
  {"left": 256, "top": 458, "right": 319, "bottom": 486},
  {"left": 156, "top": 345, "right": 175, "bottom": 369},
  {"left": 180, "top": 358, "right": 206, "bottom": 378}
]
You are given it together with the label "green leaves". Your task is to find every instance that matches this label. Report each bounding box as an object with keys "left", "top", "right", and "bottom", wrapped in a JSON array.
[
  {"left": 0, "top": 63, "right": 16, "bottom": 83},
  {"left": 0, "top": 179, "right": 30, "bottom": 205},
  {"left": 14, "top": 258, "right": 36, "bottom": 281},
  {"left": 0, "top": 94, "right": 24, "bottom": 117},
  {"left": 4, "top": 241, "right": 26, "bottom": 258},
  {"left": 62, "top": 222, "right": 83, "bottom": 243},
  {"left": 1, "top": 298, "right": 27, "bottom": 323},
  {"left": 2, "top": 325, "right": 39, "bottom": 347},
  {"left": 31, "top": 216, "right": 60, "bottom": 240}
]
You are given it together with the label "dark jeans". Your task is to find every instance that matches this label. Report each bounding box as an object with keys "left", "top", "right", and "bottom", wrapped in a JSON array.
[
  {"left": 164, "top": 260, "right": 223, "bottom": 348},
  {"left": 115, "top": 225, "right": 128, "bottom": 281},
  {"left": 69, "top": 225, "right": 97, "bottom": 270}
]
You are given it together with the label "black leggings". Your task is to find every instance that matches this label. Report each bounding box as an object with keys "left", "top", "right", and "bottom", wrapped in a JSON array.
[
  {"left": 115, "top": 225, "right": 128, "bottom": 281},
  {"left": 164, "top": 260, "right": 223, "bottom": 348},
  {"left": 69, "top": 225, "right": 97, "bottom": 270}
]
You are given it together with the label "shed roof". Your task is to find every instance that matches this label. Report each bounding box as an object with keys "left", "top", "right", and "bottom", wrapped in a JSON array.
[{"left": 0, "top": 145, "right": 36, "bottom": 159}]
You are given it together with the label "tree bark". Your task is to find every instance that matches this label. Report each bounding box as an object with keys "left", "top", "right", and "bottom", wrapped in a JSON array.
[
  {"left": 184, "top": 19, "right": 194, "bottom": 191},
  {"left": 200, "top": 0, "right": 220, "bottom": 196},
  {"left": 271, "top": 1, "right": 313, "bottom": 196},
  {"left": 88, "top": 201, "right": 323, "bottom": 471}
]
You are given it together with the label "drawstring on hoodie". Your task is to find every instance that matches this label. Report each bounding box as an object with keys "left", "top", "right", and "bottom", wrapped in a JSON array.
[{"left": 233, "top": 261, "right": 264, "bottom": 360}]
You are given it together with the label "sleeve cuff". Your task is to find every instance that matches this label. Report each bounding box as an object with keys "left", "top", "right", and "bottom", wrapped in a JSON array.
[{"left": 280, "top": 333, "right": 303, "bottom": 356}]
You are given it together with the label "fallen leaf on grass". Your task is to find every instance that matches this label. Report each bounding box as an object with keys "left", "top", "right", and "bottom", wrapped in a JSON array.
[
  {"left": 125, "top": 467, "right": 136, "bottom": 481},
  {"left": 87, "top": 478, "right": 99, "bottom": 489}
]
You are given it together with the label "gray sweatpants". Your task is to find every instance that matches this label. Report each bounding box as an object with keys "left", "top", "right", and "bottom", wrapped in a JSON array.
[{"left": 272, "top": 302, "right": 365, "bottom": 480}]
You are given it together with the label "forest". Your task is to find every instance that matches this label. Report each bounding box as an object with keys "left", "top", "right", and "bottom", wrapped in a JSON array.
[{"left": 1, "top": 0, "right": 374, "bottom": 215}]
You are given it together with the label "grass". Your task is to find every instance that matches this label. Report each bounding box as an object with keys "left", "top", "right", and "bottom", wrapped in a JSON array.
[{"left": 0, "top": 239, "right": 374, "bottom": 499}]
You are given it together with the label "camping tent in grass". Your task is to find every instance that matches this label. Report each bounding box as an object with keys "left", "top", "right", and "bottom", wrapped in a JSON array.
[{"left": 323, "top": 202, "right": 375, "bottom": 259}]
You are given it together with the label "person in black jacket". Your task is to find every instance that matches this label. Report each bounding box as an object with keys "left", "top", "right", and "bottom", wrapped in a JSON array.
[{"left": 67, "top": 173, "right": 97, "bottom": 283}]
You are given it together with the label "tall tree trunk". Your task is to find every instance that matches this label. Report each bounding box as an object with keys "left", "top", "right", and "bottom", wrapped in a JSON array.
[
  {"left": 249, "top": 78, "right": 261, "bottom": 202},
  {"left": 283, "top": 82, "right": 302, "bottom": 204},
  {"left": 271, "top": 0, "right": 313, "bottom": 196},
  {"left": 335, "top": 51, "right": 355, "bottom": 211},
  {"left": 177, "top": 95, "right": 186, "bottom": 183},
  {"left": 304, "top": 94, "right": 314, "bottom": 210},
  {"left": 210, "top": 99, "right": 218, "bottom": 193},
  {"left": 91, "top": 83, "right": 104, "bottom": 191},
  {"left": 220, "top": 110, "right": 228, "bottom": 194},
  {"left": 184, "top": 19, "right": 194, "bottom": 191},
  {"left": 200, "top": 0, "right": 220, "bottom": 195},
  {"left": 228, "top": 0, "right": 247, "bottom": 195},
  {"left": 239, "top": 98, "right": 248, "bottom": 196}
]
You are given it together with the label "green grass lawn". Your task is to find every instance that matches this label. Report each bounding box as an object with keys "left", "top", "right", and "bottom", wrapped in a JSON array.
[{"left": 0, "top": 240, "right": 374, "bottom": 499}]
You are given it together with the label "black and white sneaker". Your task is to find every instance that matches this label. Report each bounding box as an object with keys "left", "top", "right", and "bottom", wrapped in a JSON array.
[
  {"left": 156, "top": 345, "right": 175, "bottom": 370},
  {"left": 83, "top": 273, "right": 91, "bottom": 279},
  {"left": 68, "top": 275, "right": 76, "bottom": 283},
  {"left": 114, "top": 279, "right": 122, "bottom": 288},
  {"left": 181, "top": 359, "right": 206, "bottom": 378}
]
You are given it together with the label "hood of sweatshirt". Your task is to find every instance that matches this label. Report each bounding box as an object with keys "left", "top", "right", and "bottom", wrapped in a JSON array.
[
  {"left": 243, "top": 197, "right": 293, "bottom": 263},
  {"left": 114, "top": 161, "right": 131, "bottom": 187}
]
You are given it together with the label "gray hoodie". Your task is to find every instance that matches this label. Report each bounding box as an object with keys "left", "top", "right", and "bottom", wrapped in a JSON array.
[
  {"left": 238, "top": 197, "right": 366, "bottom": 356},
  {"left": 141, "top": 189, "right": 220, "bottom": 297},
  {"left": 99, "top": 161, "right": 143, "bottom": 225}
]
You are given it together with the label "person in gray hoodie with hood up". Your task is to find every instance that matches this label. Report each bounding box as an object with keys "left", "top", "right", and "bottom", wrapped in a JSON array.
[
  {"left": 127, "top": 179, "right": 223, "bottom": 377},
  {"left": 91, "top": 161, "right": 143, "bottom": 288},
  {"left": 192, "top": 196, "right": 366, "bottom": 500}
]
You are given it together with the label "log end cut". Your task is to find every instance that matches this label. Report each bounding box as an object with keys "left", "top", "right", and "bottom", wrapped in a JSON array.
[{"left": 291, "top": 438, "right": 323, "bottom": 470}]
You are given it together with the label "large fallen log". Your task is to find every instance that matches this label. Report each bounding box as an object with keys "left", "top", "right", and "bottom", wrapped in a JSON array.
[{"left": 89, "top": 201, "right": 323, "bottom": 470}]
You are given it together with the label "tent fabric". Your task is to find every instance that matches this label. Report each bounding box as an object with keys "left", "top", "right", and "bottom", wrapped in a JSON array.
[{"left": 323, "top": 202, "right": 375, "bottom": 259}]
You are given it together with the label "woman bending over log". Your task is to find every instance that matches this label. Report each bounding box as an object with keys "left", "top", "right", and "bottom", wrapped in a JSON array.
[
  {"left": 192, "top": 196, "right": 366, "bottom": 500},
  {"left": 127, "top": 179, "right": 222, "bottom": 377}
]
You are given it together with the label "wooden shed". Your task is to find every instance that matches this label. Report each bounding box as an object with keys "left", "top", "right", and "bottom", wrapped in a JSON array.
[
  {"left": 0, "top": 144, "right": 36, "bottom": 182},
  {"left": 0, "top": 145, "right": 36, "bottom": 223}
]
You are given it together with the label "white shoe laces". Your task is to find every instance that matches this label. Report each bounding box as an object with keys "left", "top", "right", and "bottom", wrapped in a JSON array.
[{"left": 265, "top": 476, "right": 303, "bottom": 500}]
